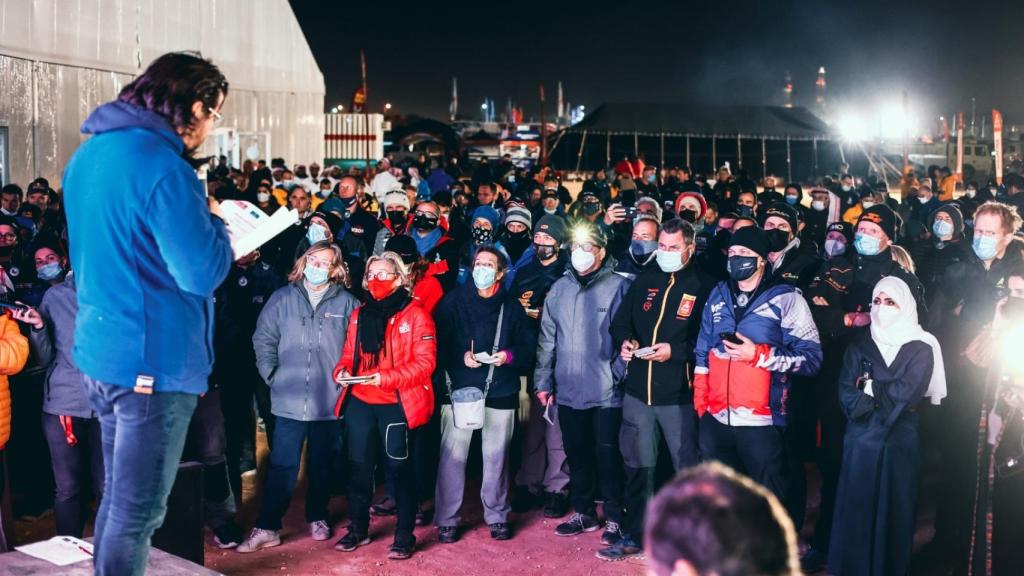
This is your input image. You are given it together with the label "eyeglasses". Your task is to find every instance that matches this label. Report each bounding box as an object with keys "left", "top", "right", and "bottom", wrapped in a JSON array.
[
  {"left": 208, "top": 108, "right": 223, "bottom": 125},
  {"left": 572, "top": 242, "right": 598, "bottom": 253},
  {"left": 0, "top": 233, "right": 17, "bottom": 241},
  {"left": 366, "top": 271, "right": 398, "bottom": 281}
]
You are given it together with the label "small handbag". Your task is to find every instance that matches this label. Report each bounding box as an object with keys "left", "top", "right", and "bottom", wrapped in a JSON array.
[{"left": 446, "top": 305, "right": 504, "bottom": 430}]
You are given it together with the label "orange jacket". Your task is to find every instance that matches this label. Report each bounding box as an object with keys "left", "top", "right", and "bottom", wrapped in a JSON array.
[{"left": 0, "top": 314, "right": 29, "bottom": 449}]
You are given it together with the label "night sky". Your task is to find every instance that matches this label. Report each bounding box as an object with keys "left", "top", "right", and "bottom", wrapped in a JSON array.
[{"left": 288, "top": 0, "right": 1024, "bottom": 127}]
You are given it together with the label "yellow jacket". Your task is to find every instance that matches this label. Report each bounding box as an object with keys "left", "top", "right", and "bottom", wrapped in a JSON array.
[
  {"left": 842, "top": 203, "right": 864, "bottom": 226},
  {"left": 0, "top": 314, "right": 29, "bottom": 449}
]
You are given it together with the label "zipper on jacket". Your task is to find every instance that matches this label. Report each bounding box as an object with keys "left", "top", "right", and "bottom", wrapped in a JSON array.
[{"left": 647, "top": 273, "right": 675, "bottom": 405}]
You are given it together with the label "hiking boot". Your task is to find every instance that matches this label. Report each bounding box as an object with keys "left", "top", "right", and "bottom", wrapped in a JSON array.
[
  {"left": 371, "top": 496, "right": 397, "bottom": 516},
  {"left": 542, "top": 491, "right": 569, "bottom": 518},
  {"left": 236, "top": 528, "right": 281, "bottom": 553},
  {"left": 596, "top": 538, "right": 643, "bottom": 561},
  {"left": 213, "top": 523, "right": 243, "bottom": 549},
  {"left": 437, "top": 526, "right": 459, "bottom": 544},
  {"left": 387, "top": 535, "right": 416, "bottom": 560},
  {"left": 310, "top": 520, "right": 331, "bottom": 541},
  {"left": 490, "top": 523, "right": 512, "bottom": 540},
  {"left": 334, "top": 528, "right": 370, "bottom": 552},
  {"left": 554, "top": 512, "right": 600, "bottom": 536},
  {"left": 601, "top": 521, "right": 623, "bottom": 546}
]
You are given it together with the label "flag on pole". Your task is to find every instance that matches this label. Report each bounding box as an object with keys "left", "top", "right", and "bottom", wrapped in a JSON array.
[
  {"left": 449, "top": 77, "right": 458, "bottom": 122},
  {"left": 351, "top": 87, "right": 366, "bottom": 113},
  {"left": 994, "top": 109, "right": 1004, "bottom": 185}
]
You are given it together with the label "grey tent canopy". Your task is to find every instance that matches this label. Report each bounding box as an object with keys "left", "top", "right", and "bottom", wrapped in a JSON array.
[{"left": 568, "top": 103, "right": 833, "bottom": 141}]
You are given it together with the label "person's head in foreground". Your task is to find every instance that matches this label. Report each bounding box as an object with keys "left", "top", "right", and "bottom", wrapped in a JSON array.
[{"left": 645, "top": 462, "right": 800, "bottom": 576}]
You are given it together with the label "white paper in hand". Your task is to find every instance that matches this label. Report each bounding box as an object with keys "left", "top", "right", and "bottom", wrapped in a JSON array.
[
  {"left": 474, "top": 352, "right": 501, "bottom": 365},
  {"left": 16, "top": 536, "right": 93, "bottom": 566},
  {"left": 219, "top": 200, "right": 299, "bottom": 260}
]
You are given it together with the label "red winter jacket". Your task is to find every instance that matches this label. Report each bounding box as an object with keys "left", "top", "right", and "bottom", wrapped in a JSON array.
[{"left": 333, "top": 299, "right": 436, "bottom": 429}]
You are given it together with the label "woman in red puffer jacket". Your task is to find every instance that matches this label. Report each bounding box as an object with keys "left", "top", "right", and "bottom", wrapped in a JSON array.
[{"left": 332, "top": 251, "right": 435, "bottom": 561}]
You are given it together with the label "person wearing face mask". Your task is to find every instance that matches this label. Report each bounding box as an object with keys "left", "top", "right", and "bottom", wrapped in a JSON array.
[
  {"left": 918, "top": 205, "right": 971, "bottom": 304},
  {"left": 0, "top": 185, "right": 21, "bottom": 217},
  {"left": 693, "top": 226, "right": 822, "bottom": 506},
  {"left": 800, "top": 204, "right": 925, "bottom": 571},
  {"left": 614, "top": 216, "right": 661, "bottom": 281},
  {"left": 333, "top": 252, "right": 436, "bottom": 560},
  {"left": 842, "top": 185, "right": 876, "bottom": 226},
  {"left": 15, "top": 240, "right": 69, "bottom": 308},
  {"left": 534, "top": 222, "right": 630, "bottom": 541},
  {"left": 822, "top": 221, "right": 854, "bottom": 261},
  {"left": 253, "top": 179, "right": 279, "bottom": 215},
  {"left": 836, "top": 173, "right": 859, "bottom": 209},
  {"left": 500, "top": 206, "right": 534, "bottom": 275},
  {"left": 733, "top": 190, "right": 757, "bottom": 219},
  {"left": 572, "top": 190, "right": 606, "bottom": 224},
  {"left": 508, "top": 214, "right": 572, "bottom": 518},
  {"left": 458, "top": 205, "right": 507, "bottom": 285},
  {"left": 372, "top": 189, "right": 412, "bottom": 256},
  {"left": 433, "top": 248, "right": 535, "bottom": 544},
  {"left": 802, "top": 188, "right": 841, "bottom": 249},
  {"left": 241, "top": 242, "right": 358, "bottom": 553},
  {"left": 601, "top": 219, "right": 714, "bottom": 561},
  {"left": 910, "top": 183, "right": 941, "bottom": 224},
  {"left": 762, "top": 203, "right": 822, "bottom": 291},
  {"left": 319, "top": 175, "right": 379, "bottom": 256},
  {"left": 400, "top": 200, "right": 460, "bottom": 293},
  {"left": 829, "top": 276, "right": 945, "bottom": 576}
]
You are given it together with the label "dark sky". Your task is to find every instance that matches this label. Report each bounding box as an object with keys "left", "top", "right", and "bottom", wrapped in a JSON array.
[{"left": 289, "top": 0, "right": 1024, "bottom": 128}]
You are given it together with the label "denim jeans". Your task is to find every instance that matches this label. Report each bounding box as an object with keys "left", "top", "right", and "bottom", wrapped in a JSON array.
[
  {"left": 255, "top": 416, "right": 340, "bottom": 531},
  {"left": 41, "top": 412, "right": 104, "bottom": 537},
  {"left": 84, "top": 377, "right": 197, "bottom": 576}
]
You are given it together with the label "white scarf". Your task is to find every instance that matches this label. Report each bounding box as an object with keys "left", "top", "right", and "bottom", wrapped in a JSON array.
[{"left": 869, "top": 276, "right": 947, "bottom": 405}]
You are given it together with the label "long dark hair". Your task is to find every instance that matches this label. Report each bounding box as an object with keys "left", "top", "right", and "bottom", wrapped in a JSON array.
[{"left": 118, "top": 52, "right": 228, "bottom": 135}]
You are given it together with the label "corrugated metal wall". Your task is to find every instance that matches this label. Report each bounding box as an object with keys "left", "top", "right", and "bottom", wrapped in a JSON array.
[{"left": 0, "top": 0, "right": 325, "bottom": 188}]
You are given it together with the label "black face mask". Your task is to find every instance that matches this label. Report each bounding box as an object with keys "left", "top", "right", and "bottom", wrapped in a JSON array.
[
  {"left": 582, "top": 203, "right": 601, "bottom": 216},
  {"left": 713, "top": 229, "right": 732, "bottom": 252},
  {"left": 678, "top": 209, "right": 698, "bottom": 223},
  {"left": 727, "top": 255, "right": 760, "bottom": 281},
  {"left": 534, "top": 243, "right": 557, "bottom": 261},
  {"left": 766, "top": 229, "right": 791, "bottom": 252},
  {"left": 736, "top": 205, "right": 754, "bottom": 218},
  {"left": 472, "top": 226, "right": 493, "bottom": 244},
  {"left": 0, "top": 246, "right": 13, "bottom": 258},
  {"left": 387, "top": 210, "right": 407, "bottom": 230},
  {"left": 413, "top": 214, "right": 439, "bottom": 231}
]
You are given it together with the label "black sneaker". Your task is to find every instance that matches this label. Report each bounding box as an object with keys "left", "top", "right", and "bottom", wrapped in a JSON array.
[
  {"left": 601, "top": 521, "right": 623, "bottom": 546},
  {"left": 371, "top": 496, "right": 397, "bottom": 517},
  {"left": 213, "top": 523, "right": 243, "bottom": 549},
  {"left": 490, "top": 523, "right": 512, "bottom": 541},
  {"left": 437, "top": 526, "right": 459, "bottom": 544},
  {"left": 334, "top": 529, "right": 370, "bottom": 552},
  {"left": 511, "top": 486, "right": 541, "bottom": 513},
  {"left": 387, "top": 535, "right": 416, "bottom": 560},
  {"left": 596, "top": 538, "right": 643, "bottom": 562},
  {"left": 800, "top": 546, "right": 827, "bottom": 573},
  {"left": 554, "top": 512, "right": 601, "bottom": 536},
  {"left": 543, "top": 491, "right": 569, "bottom": 518}
]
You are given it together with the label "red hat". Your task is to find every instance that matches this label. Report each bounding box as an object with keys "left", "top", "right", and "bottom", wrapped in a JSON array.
[{"left": 674, "top": 192, "right": 707, "bottom": 220}]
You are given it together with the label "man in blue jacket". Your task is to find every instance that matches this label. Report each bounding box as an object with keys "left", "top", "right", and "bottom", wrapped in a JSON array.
[{"left": 62, "top": 53, "right": 233, "bottom": 576}]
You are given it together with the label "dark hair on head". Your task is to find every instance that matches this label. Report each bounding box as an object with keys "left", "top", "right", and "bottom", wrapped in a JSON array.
[
  {"left": 706, "top": 200, "right": 719, "bottom": 212},
  {"left": 646, "top": 462, "right": 799, "bottom": 576},
  {"left": 31, "top": 233, "right": 68, "bottom": 261},
  {"left": 18, "top": 203, "right": 41, "bottom": 220},
  {"left": 118, "top": 52, "right": 228, "bottom": 135},
  {"left": 432, "top": 189, "right": 453, "bottom": 207},
  {"left": 473, "top": 245, "right": 509, "bottom": 274},
  {"left": 661, "top": 218, "right": 696, "bottom": 245},
  {"left": 0, "top": 185, "right": 22, "bottom": 199}
]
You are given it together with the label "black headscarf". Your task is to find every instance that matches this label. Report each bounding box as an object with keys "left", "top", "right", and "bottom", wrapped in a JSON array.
[{"left": 354, "top": 287, "right": 410, "bottom": 372}]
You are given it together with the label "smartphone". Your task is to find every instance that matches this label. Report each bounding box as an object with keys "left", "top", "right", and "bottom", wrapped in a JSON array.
[
  {"left": 0, "top": 301, "right": 26, "bottom": 313},
  {"left": 623, "top": 206, "right": 638, "bottom": 219},
  {"left": 634, "top": 346, "right": 656, "bottom": 358},
  {"left": 719, "top": 332, "right": 743, "bottom": 345}
]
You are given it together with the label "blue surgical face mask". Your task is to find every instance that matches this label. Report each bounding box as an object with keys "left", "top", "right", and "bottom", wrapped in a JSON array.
[
  {"left": 932, "top": 219, "right": 954, "bottom": 238},
  {"left": 36, "top": 262, "right": 63, "bottom": 281},
  {"left": 736, "top": 205, "right": 753, "bottom": 217},
  {"left": 973, "top": 235, "right": 999, "bottom": 260},
  {"left": 304, "top": 264, "right": 329, "bottom": 285},
  {"left": 647, "top": 174, "right": 656, "bottom": 184},
  {"left": 306, "top": 223, "right": 327, "bottom": 244},
  {"left": 854, "top": 233, "right": 882, "bottom": 256},
  {"left": 630, "top": 239, "right": 658, "bottom": 258},
  {"left": 472, "top": 266, "right": 497, "bottom": 290},
  {"left": 785, "top": 195, "right": 799, "bottom": 205}
]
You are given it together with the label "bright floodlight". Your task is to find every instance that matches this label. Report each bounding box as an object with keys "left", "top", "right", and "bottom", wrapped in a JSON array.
[{"left": 836, "top": 113, "right": 869, "bottom": 142}]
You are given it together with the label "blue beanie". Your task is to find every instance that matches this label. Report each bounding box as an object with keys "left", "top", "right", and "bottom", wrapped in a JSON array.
[{"left": 471, "top": 205, "right": 500, "bottom": 229}]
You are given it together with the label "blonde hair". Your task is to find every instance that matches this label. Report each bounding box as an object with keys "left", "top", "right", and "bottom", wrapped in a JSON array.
[
  {"left": 288, "top": 241, "right": 350, "bottom": 287},
  {"left": 889, "top": 244, "right": 916, "bottom": 274},
  {"left": 975, "top": 201, "right": 1023, "bottom": 235},
  {"left": 362, "top": 251, "right": 411, "bottom": 290}
]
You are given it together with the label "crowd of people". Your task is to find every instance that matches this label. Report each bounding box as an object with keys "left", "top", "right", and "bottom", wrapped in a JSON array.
[{"left": 3, "top": 52, "right": 1024, "bottom": 575}]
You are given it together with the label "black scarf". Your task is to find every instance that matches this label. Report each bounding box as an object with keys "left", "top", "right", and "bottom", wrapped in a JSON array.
[{"left": 355, "top": 287, "right": 410, "bottom": 372}]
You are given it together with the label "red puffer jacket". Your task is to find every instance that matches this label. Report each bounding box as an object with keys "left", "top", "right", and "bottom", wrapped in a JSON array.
[{"left": 333, "top": 299, "right": 436, "bottom": 429}]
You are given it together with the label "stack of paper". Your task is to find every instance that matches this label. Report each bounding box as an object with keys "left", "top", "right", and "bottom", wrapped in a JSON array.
[
  {"left": 219, "top": 200, "right": 299, "bottom": 260},
  {"left": 16, "top": 536, "right": 93, "bottom": 566}
]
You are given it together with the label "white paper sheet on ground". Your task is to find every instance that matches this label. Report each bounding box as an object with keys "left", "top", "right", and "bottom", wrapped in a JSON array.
[
  {"left": 474, "top": 352, "right": 501, "bottom": 365},
  {"left": 219, "top": 200, "right": 299, "bottom": 260},
  {"left": 16, "top": 536, "right": 93, "bottom": 566}
]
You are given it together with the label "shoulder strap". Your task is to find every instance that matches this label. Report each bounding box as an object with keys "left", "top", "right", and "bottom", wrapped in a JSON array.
[{"left": 483, "top": 304, "right": 505, "bottom": 396}]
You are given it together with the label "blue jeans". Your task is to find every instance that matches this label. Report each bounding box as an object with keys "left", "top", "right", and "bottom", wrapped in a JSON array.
[{"left": 84, "top": 377, "right": 197, "bottom": 576}]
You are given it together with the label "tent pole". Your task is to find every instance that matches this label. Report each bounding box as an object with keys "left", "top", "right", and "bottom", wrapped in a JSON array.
[
  {"left": 812, "top": 138, "right": 819, "bottom": 176},
  {"left": 575, "top": 130, "right": 588, "bottom": 173},
  {"left": 761, "top": 137, "right": 767, "bottom": 180},
  {"left": 712, "top": 135, "right": 717, "bottom": 172},
  {"left": 634, "top": 132, "right": 639, "bottom": 157},
  {"left": 686, "top": 135, "right": 691, "bottom": 168},
  {"left": 606, "top": 132, "right": 611, "bottom": 166},
  {"left": 786, "top": 136, "right": 792, "bottom": 182},
  {"left": 660, "top": 132, "right": 665, "bottom": 168},
  {"left": 736, "top": 135, "right": 742, "bottom": 170}
]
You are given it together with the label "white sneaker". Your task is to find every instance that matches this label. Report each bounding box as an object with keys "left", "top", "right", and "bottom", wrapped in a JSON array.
[
  {"left": 310, "top": 520, "right": 332, "bottom": 541},
  {"left": 236, "top": 528, "right": 281, "bottom": 553}
]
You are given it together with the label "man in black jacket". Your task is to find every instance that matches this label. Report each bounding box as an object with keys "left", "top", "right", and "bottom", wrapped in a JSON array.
[
  {"left": 762, "top": 202, "right": 822, "bottom": 290},
  {"left": 600, "top": 218, "right": 714, "bottom": 561}
]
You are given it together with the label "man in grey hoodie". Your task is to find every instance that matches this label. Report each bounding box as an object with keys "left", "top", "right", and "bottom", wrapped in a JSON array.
[{"left": 534, "top": 221, "right": 629, "bottom": 545}]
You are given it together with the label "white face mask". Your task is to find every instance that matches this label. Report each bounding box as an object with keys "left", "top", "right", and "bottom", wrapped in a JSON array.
[
  {"left": 861, "top": 200, "right": 875, "bottom": 210},
  {"left": 842, "top": 184, "right": 853, "bottom": 192},
  {"left": 811, "top": 200, "right": 826, "bottom": 212},
  {"left": 655, "top": 249, "right": 685, "bottom": 273},
  {"left": 966, "top": 188, "right": 977, "bottom": 198},
  {"left": 257, "top": 192, "right": 271, "bottom": 203},
  {"left": 871, "top": 303, "right": 901, "bottom": 328},
  {"left": 570, "top": 248, "right": 596, "bottom": 273},
  {"left": 824, "top": 238, "right": 846, "bottom": 258}
]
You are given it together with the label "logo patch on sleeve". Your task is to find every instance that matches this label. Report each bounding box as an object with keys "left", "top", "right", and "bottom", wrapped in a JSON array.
[{"left": 676, "top": 294, "right": 697, "bottom": 319}]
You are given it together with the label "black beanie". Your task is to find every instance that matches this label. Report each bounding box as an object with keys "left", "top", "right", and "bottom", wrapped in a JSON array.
[
  {"left": 763, "top": 202, "right": 800, "bottom": 231},
  {"left": 385, "top": 234, "right": 419, "bottom": 265},
  {"left": 857, "top": 204, "right": 899, "bottom": 241},
  {"left": 826, "top": 221, "right": 855, "bottom": 245},
  {"left": 311, "top": 210, "right": 343, "bottom": 237},
  {"left": 729, "top": 226, "right": 770, "bottom": 260}
]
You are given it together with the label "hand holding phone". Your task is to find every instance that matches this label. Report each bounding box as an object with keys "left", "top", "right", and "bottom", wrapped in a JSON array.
[{"left": 719, "top": 332, "right": 743, "bottom": 345}]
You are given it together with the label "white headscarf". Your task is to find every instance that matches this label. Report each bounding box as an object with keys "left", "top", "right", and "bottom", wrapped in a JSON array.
[{"left": 869, "top": 276, "right": 947, "bottom": 405}]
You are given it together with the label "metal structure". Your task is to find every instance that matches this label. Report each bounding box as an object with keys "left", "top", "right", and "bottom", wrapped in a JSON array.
[{"left": 0, "top": 0, "right": 325, "bottom": 187}]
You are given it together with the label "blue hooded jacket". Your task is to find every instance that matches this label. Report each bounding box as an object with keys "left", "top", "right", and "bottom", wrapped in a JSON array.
[{"left": 63, "top": 101, "right": 233, "bottom": 394}]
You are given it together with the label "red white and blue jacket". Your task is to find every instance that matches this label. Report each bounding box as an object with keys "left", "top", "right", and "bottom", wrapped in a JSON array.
[{"left": 694, "top": 280, "right": 822, "bottom": 427}]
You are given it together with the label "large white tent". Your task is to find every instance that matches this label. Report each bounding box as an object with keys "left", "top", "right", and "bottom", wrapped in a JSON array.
[{"left": 0, "top": 0, "right": 325, "bottom": 188}]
